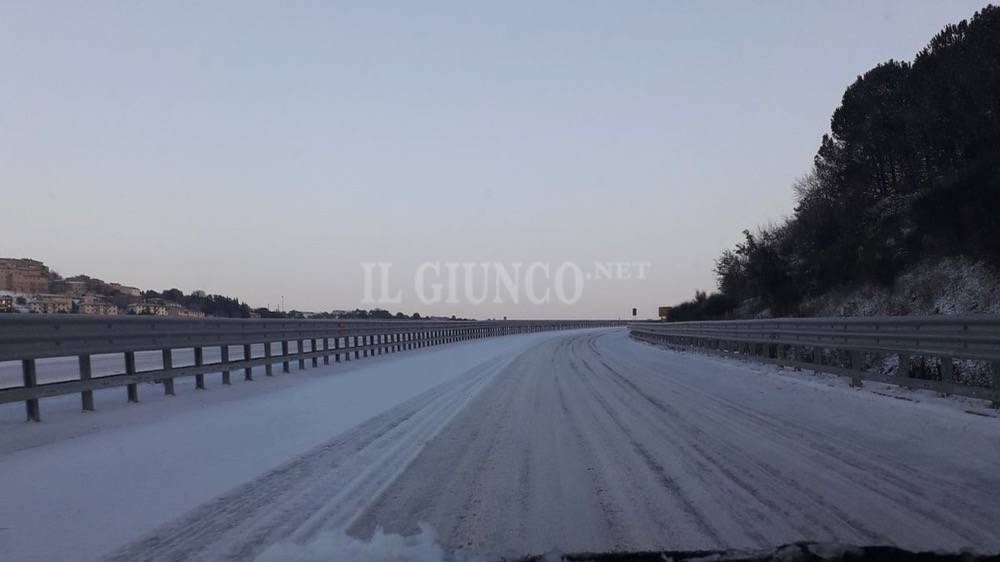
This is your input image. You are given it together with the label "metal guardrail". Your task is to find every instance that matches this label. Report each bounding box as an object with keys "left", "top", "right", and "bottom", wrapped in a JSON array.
[
  {"left": 0, "top": 315, "right": 623, "bottom": 421},
  {"left": 629, "top": 316, "right": 1000, "bottom": 406}
]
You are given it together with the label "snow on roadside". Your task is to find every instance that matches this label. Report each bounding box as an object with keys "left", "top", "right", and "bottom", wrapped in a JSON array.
[{"left": 635, "top": 338, "right": 1000, "bottom": 418}]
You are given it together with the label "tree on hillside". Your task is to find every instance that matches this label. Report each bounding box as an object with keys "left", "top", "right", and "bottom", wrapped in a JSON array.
[{"left": 673, "top": 5, "right": 1000, "bottom": 319}]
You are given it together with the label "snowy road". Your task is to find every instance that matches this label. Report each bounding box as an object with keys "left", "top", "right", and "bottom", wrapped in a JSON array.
[
  {"left": 109, "top": 329, "right": 1000, "bottom": 560},
  {"left": 4, "top": 328, "right": 1000, "bottom": 561}
]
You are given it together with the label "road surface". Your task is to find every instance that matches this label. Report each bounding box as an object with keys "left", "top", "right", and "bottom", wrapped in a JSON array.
[{"left": 95, "top": 328, "right": 1000, "bottom": 561}]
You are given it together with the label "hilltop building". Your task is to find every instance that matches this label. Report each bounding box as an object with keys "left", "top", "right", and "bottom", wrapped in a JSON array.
[
  {"left": 0, "top": 258, "right": 50, "bottom": 294},
  {"left": 109, "top": 283, "right": 141, "bottom": 298}
]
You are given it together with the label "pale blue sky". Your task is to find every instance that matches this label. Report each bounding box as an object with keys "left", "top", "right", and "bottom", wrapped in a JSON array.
[{"left": 0, "top": 1, "right": 990, "bottom": 318}]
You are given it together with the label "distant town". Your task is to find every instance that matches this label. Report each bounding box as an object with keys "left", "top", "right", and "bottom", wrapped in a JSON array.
[{"left": 0, "top": 257, "right": 431, "bottom": 320}]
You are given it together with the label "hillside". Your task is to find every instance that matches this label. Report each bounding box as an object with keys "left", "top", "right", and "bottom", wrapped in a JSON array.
[{"left": 670, "top": 5, "right": 1000, "bottom": 321}]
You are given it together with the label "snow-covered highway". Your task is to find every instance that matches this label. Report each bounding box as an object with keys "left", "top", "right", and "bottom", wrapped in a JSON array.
[{"left": 2, "top": 328, "right": 999, "bottom": 561}]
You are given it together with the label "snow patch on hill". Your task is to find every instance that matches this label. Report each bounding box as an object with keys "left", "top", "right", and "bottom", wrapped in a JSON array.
[{"left": 801, "top": 256, "right": 1000, "bottom": 317}]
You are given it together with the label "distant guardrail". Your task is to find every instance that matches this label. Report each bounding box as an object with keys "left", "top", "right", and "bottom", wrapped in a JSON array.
[
  {"left": 0, "top": 315, "right": 623, "bottom": 421},
  {"left": 629, "top": 316, "right": 1000, "bottom": 407}
]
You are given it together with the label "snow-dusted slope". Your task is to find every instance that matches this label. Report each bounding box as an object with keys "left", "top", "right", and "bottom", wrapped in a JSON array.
[
  {"left": 801, "top": 256, "right": 1000, "bottom": 317},
  {"left": 2, "top": 329, "right": 999, "bottom": 561}
]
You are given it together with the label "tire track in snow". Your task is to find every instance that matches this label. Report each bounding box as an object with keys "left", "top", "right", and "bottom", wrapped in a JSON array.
[
  {"left": 604, "top": 336, "right": 999, "bottom": 545},
  {"left": 567, "top": 342, "right": 733, "bottom": 547},
  {"left": 102, "top": 355, "right": 511, "bottom": 562},
  {"left": 573, "top": 335, "right": 880, "bottom": 545}
]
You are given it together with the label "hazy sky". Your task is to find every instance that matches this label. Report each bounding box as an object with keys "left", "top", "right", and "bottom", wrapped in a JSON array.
[{"left": 0, "top": 1, "right": 991, "bottom": 318}]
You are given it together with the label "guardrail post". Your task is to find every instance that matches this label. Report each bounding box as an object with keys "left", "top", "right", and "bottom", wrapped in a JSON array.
[
  {"left": 221, "top": 345, "right": 231, "bottom": 385},
  {"left": 849, "top": 350, "right": 863, "bottom": 388},
  {"left": 79, "top": 354, "right": 95, "bottom": 411},
  {"left": 22, "top": 358, "right": 40, "bottom": 421},
  {"left": 992, "top": 362, "right": 1000, "bottom": 409},
  {"left": 243, "top": 344, "right": 253, "bottom": 381},
  {"left": 125, "top": 351, "right": 139, "bottom": 402},
  {"left": 194, "top": 347, "right": 206, "bottom": 390},
  {"left": 265, "top": 342, "right": 274, "bottom": 376},
  {"left": 162, "top": 349, "right": 175, "bottom": 396},
  {"left": 940, "top": 356, "right": 954, "bottom": 396},
  {"left": 282, "top": 340, "right": 290, "bottom": 372},
  {"left": 899, "top": 354, "right": 912, "bottom": 390}
]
